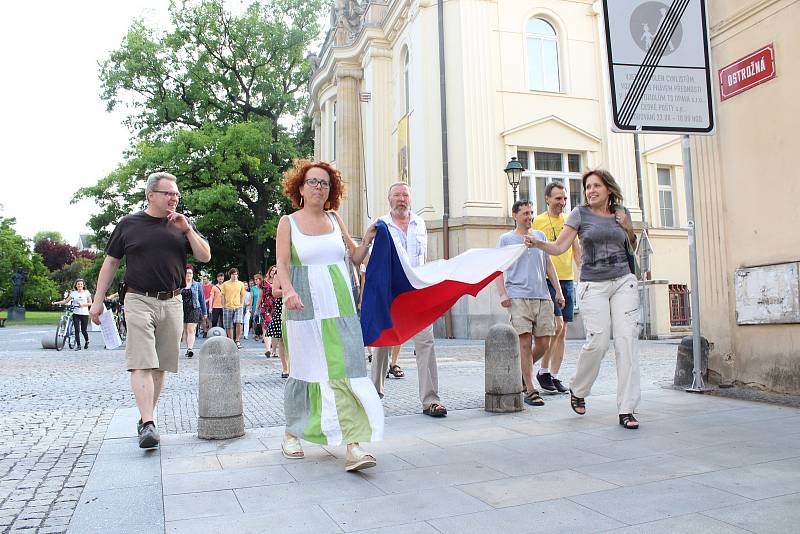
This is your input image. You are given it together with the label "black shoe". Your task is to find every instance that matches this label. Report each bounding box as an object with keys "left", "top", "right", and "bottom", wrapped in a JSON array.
[
  {"left": 202, "top": 332, "right": 208, "bottom": 338},
  {"left": 186, "top": 350, "right": 193, "bottom": 358},
  {"left": 138, "top": 421, "right": 160, "bottom": 449},
  {"left": 537, "top": 372, "right": 557, "bottom": 392},
  {"left": 84, "top": 341, "right": 89, "bottom": 350},
  {"left": 552, "top": 377, "right": 568, "bottom": 393},
  {"left": 265, "top": 351, "right": 271, "bottom": 358},
  {"left": 137, "top": 419, "right": 144, "bottom": 434},
  {"left": 74, "top": 345, "right": 81, "bottom": 351}
]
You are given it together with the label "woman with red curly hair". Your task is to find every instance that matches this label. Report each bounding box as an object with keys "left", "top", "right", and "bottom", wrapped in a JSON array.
[{"left": 276, "top": 159, "right": 382, "bottom": 472}]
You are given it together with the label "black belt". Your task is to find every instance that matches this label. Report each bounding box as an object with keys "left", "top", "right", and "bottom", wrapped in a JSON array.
[{"left": 127, "top": 287, "right": 181, "bottom": 300}]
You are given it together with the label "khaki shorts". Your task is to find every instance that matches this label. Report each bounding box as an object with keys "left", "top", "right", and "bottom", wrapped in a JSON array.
[
  {"left": 125, "top": 293, "right": 183, "bottom": 373},
  {"left": 510, "top": 298, "right": 556, "bottom": 337}
]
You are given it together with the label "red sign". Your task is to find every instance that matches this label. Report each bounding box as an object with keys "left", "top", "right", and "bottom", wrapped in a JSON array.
[{"left": 719, "top": 44, "right": 776, "bottom": 101}]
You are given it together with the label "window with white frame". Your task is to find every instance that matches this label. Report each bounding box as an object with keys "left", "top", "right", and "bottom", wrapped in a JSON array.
[
  {"left": 526, "top": 18, "right": 560, "bottom": 92},
  {"left": 402, "top": 46, "right": 411, "bottom": 115},
  {"left": 657, "top": 167, "right": 676, "bottom": 227},
  {"left": 517, "top": 150, "right": 583, "bottom": 214}
]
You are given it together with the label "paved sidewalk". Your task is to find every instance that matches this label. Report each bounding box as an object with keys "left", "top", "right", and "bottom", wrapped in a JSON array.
[{"left": 68, "top": 388, "right": 800, "bottom": 533}]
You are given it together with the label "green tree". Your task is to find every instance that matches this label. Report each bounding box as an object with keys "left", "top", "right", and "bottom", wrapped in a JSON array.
[
  {"left": 74, "top": 0, "right": 322, "bottom": 277},
  {"left": 33, "top": 230, "right": 64, "bottom": 244},
  {"left": 49, "top": 254, "right": 125, "bottom": 294},
  {"left": 0, "top": 218, "right": 58, "bottom": 308}
]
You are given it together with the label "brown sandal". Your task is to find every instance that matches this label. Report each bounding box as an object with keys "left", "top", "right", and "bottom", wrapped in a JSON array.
[
  {"left": 422, "top": 403, "right": 448, "bottom": 417},
  {"left": 388, "top": 364, "right": 405, "bottom": 378},
  {"left": 524, "top": 391, "right": 545, "bottom": 406},
  {"left": 619, "top": 413, "right": 639, "bottom": 429},
  {"left": 569, "top": 389, "right": 586, "bottom": 415}
]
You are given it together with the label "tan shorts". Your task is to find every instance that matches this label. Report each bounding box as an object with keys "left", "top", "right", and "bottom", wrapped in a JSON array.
[
  {"left": 510, "top": 298, "right": 556, "bottom": 337},
  {"left": 125, "top": 293, "right": 183, "bottom": 373}
]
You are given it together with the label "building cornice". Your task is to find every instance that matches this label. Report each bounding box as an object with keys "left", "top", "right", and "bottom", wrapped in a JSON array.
[
  {"left": 308, "top": 1, "right": 415, "bottom": 114},
  {"left": 501, "top": 115, "right": 602, "bottom": 144},
  {"left": 641, "top": 138, "right": 682, "bottom": 157},
  {"left": 710, "top": 0, "right": 792, "bottom": 44}
]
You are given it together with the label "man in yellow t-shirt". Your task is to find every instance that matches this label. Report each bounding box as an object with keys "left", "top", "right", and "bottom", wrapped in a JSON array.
[
  {"left": 221, "top": 268, "right": 246, "bottom": 348},
  {"left": 532, "top": 182, "right": 582, "bottom": 394}
]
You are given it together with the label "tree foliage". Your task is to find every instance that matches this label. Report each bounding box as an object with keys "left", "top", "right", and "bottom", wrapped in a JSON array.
[
  {"left": 47, "top": 256, "right": 121, "bottom": 297},
  {"left": 34, "top": 240, "right": 95, "bottom": 272},
  {"left": 33, "top": 230, "right": 64, "bottom": 244},
  {"left": 0, "top": 218, "right": 58, "bottom": 308},
  {"left": 74, "top": 0, "right": 323, "bottom": 277}
]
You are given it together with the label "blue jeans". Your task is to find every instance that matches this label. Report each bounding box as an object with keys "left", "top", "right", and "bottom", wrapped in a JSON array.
[{"left": 547, "top": 279, "right": 575, "bottom": 322}]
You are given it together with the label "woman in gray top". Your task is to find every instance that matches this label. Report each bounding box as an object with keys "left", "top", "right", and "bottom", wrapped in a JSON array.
[{"left": 525, "top": 169, "right": 641, "bottom": 429}]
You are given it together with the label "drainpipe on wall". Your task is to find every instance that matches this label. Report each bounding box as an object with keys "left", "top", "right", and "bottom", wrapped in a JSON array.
[{"left": 437, "top": 0, "right": 453, "bottom": 338}]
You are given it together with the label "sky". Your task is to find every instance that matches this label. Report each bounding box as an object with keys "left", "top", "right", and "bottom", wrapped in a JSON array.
[
  {"left": 0, "top": 1, "right": 176, "bottom": 245},
  {"left": 1, "top": 1, "right": 330, "bottom": 247}
]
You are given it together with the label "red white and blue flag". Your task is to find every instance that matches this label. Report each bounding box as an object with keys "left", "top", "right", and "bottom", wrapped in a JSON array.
[{"left": 360, "top": 220, "right": 525, "bottom": 347}]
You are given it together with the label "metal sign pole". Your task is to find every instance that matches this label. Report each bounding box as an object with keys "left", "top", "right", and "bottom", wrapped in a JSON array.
[{"left": 681, "top": 135, "right": 709, "bottom": 392}]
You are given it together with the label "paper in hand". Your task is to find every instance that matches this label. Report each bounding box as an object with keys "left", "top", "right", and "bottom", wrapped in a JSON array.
[{"left": 99, "top": 307, "right": 123, "bottom": 350}]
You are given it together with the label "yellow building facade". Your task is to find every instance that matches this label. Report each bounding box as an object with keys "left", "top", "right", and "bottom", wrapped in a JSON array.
[
  {"left": 309, "top": 0, "right": 690, "bottom": 338},
  {"left": 691, "top": 0, "right": 800, "bottom": 394}
]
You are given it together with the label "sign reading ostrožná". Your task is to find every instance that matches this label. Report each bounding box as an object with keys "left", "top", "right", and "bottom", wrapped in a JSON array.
[{"left": 602, "top": 0, "right": 715, "bottom": 134}]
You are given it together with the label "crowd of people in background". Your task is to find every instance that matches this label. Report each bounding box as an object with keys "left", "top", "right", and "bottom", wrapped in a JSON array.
[{"left": 175, "top": 265, "right": 288, "bottom": 378}]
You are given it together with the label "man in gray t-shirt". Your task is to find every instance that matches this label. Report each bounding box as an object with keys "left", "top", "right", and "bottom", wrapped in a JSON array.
[{"left": 494, "top": 200, "right": 564, "bottom": 407}]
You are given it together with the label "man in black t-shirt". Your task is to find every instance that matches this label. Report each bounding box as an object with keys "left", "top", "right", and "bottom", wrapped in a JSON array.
[{"left": 90, "top": 172, "right": 211, "bottom": 449}]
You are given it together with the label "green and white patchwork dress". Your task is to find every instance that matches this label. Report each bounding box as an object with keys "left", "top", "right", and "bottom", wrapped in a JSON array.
[{"left": 283, "top": 212, "right": 384, "bottom": 445}]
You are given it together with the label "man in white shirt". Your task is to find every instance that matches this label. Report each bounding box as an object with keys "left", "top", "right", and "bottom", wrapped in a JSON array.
[{"left": 370, "top": 183, "right": 447, "bottom": 417}]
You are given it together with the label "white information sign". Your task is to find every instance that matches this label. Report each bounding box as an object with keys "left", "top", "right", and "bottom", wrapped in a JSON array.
[
  {"left": 602, "top": 0, "right": 715, "bottom": 134},
  {"left": 735, "top": 263, "right": 800, "bottom": 325}
]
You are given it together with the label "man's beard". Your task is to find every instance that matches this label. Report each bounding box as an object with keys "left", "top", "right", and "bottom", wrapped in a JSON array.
[{"left": 391, "top": 206, "right": 410, "bottom": 217}]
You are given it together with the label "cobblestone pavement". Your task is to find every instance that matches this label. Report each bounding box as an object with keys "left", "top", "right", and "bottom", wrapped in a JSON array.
[{"left": 0, "top": 325, "right": 680, "bottom": 533}]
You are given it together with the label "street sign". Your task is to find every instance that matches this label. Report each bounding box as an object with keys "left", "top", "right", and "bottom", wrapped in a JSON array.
[
  {"left": 719, "top": 44, "right": 776, "bottom": 101},
  {"left": 602, "top": 0, "right": 715, "bottom": 134}
]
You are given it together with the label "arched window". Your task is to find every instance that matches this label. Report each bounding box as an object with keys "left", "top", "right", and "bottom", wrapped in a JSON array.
[
  {"left": 402, "top": 46, "right": 411, "bottom": 115},
  {"left": 526, "top": 18, "right": 560, "bottom": 92}
]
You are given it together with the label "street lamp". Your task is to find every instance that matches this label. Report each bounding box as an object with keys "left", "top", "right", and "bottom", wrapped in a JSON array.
[{"left": 504, "top": 156, "right": 525, "bottom": 202}]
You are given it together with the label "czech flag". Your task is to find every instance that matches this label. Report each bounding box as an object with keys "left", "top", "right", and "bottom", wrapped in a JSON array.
[{"left": 361, "top": 220, "right": 525, "bottom": 347}]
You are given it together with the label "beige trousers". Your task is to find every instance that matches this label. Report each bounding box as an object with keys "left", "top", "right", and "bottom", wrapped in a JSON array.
[
  {"left": 570, "top": 274, "right": 641, "bottom": 414},
  {"left": 370, "top": 325, "right": 441, "bottom": 409}
]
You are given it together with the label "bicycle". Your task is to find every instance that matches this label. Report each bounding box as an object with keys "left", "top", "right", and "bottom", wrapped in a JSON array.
[
  {"left": 107, "top": 299, "right": 127, "bottom": 342},
  {"left": 54, "top": 304, "right": 79, "bottom": 351}
]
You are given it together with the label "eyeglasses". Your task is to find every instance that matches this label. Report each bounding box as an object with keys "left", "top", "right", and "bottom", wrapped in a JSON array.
[
  {"left": 304, "top": 178, "right": 330, "bottom": 189},
  {"left": 152, "top": 190, "right": 181, "bottom": 198}
]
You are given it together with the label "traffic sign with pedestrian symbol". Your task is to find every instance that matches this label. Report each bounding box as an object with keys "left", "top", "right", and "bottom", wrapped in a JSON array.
[{"left": 602, "top": 0, "right": 715, "bottom": 134}]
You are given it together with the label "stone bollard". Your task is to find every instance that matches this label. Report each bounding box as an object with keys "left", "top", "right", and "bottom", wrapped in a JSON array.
[
  {"left": 485, "top": 323, "right": 524, "bottom": 413},
  {"left": 207, "top": 326, "right": 226, "bottom": 338},
  {"left": 41, "top": 335, "right": 58, "bottom": 349},
  {"left": 674, "top": 335, "right": 710, "bottom": 386},
  {"left": 197, "top": 336, "right": 245, "bottom": 439}
]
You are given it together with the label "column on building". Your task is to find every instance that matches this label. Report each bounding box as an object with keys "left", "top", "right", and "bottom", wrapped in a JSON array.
[
  {"left": 361, "top": 46, "right": 394, "bottom": 221},
  {"left": 334, "top": 66, "right": 365, "bottom": 236},
  {"left": 446, "top": 0, "right": 504, "bottom": 218},
  {"left": 605, "top": 132, "right": 642, "bottom": 219},
  {"left": 691, "top": 134, "right": 734, "bottom": 383},
  {"left": 313, "top": 111, "right": 322, "bottom": 160}
]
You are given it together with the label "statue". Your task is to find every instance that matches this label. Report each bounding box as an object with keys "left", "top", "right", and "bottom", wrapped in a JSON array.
[
  {"left": 306, "top": 52, "right": 321, "bottom": 73},
  {"left": 11, "top": 268, "right": 27, "bottom": 308},
  {"left": 336, "top": 0, "right": 365, "bottom": 35}
]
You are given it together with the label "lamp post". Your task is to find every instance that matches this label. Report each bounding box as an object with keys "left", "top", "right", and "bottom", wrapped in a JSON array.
[{"left": 504, "top": 156, "right": 525, "bottom": 202}]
